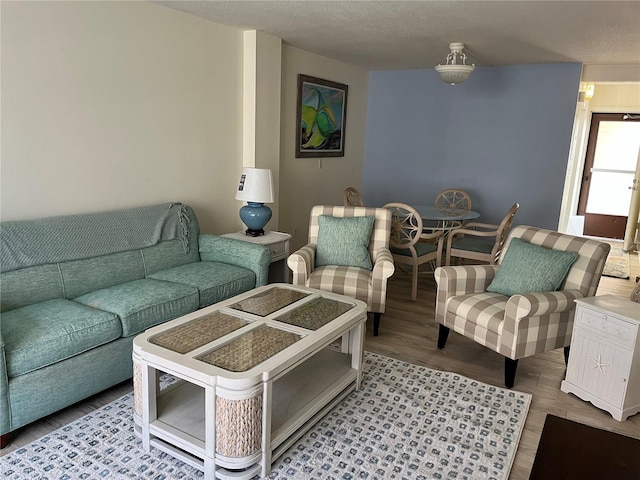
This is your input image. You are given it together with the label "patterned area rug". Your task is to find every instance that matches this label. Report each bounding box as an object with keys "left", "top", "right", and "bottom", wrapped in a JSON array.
[
  {"left": 602, "top": 247, "right": 630, "bottom": 279},
  {"left": 1, "top": 352, "right": 531, "bottom": 480}
]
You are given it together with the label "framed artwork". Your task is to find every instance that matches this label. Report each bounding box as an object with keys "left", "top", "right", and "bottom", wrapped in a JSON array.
[{"left": 296, "top": 74, "right": 348, "bottom": 158}]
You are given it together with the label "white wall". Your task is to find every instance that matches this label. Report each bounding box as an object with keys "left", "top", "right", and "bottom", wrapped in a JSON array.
[
  {"left": 279, "top": 46, "right": 369, "bottom": 251},
  {"left": 589, "top": 84, "right": 640, "bottom": 111},
  {"left": 1, "top": 1, "right": 244, "bottom": 234}
]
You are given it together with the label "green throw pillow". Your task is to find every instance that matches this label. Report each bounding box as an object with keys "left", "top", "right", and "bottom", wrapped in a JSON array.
[
  {"left": 316, "top": 215, "right": 375, "bottom": 270},
  {"left": 487, "top": 238, "right": 578, "bottom": 296}
]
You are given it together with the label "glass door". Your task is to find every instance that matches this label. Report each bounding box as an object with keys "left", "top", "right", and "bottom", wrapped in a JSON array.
[{"left": 577, "top": 113, "right": 640, "bottom": 239}]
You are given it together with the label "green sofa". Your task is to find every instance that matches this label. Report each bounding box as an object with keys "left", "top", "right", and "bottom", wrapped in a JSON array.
[{"left": 0, "top": 202, "right": 271, "bottom": 447}]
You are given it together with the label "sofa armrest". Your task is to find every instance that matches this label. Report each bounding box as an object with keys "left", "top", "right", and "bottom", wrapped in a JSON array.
[
  {"left": 434, "top": 265, "right": 499, "bottom": 325},
  {"left": 287, "top": 244, "right": 316, "bottom": 286},
  {"left": 0, "top": 329, "right": 9, "bottom": 436},
  {"left": 198, "top": 234, "right": 272, "bottom": 287}
]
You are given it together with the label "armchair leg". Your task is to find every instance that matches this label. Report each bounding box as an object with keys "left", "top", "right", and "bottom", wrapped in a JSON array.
[
  {"left": 505, "top": 357, "right": 518, "bottom": 388},
  {"left": 564, "top": 346, "right": 570, "bottom": 366},
  {"left": 437, "top": 325, "right": 450, "bottom": 349},
  {"left": 1, "top": 433, "right": 9, "bottom": 449},
  {"left": 373, "top": 313, "right": 381, "bottom": 336}
]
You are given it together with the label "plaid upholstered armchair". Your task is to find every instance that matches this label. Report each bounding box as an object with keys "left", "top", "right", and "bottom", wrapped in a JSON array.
[
  {"left": 434, "top": 225, "right": 610, "bottom": 387},
  {"left": 287, "top": 205, "right": 395, "bottom": 336}
]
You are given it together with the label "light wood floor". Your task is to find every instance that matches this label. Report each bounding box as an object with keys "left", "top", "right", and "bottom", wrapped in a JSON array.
[{"left": 2, "top": 244, "right": 639, "bottom": 480}]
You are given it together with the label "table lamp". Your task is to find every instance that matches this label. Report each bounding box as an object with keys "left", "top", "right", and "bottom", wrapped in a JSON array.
[{"left": 235, "top": 167, "right": 275, "bottom": 236}]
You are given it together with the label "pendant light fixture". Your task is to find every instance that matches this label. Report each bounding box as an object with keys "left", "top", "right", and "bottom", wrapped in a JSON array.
[{"left": 435, "top": 43, "right": 475, "bottom": 85}]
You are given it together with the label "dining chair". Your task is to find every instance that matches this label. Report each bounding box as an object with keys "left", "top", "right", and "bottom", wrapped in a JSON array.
[
  {"left": 343, "top": 187, "right": 364, "bottom": 207},
  {"left": 423, "top": 189, "right": 473, "bottom": 233},
  {"left": 444, "top": 203, "right": 519, "bottom": 266},
  {"left": 287, "top": 205, "right": 394, "bottom": 335},
  {"left": 383, "top": 203, "right": 444, "bottom": 301},
  {"left": 434, "top": 189, "right": 472, "bottom": 215},
  {"left": 435, "top": 225, "right": 610, "bottom": 387}
]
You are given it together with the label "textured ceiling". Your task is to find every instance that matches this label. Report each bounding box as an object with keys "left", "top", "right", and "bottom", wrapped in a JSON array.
[{"left": 155, "top": 0, "right": 640, "bottom": 70}]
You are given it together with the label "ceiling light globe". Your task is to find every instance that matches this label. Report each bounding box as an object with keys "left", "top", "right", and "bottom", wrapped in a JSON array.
[{"left": 435, "top": 64, "right": 475, "bottom": 85}]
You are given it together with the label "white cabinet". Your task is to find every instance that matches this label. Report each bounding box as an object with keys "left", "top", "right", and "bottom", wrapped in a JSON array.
[{"left": 561, "top": 295, "right": 640, "bottom": 421}]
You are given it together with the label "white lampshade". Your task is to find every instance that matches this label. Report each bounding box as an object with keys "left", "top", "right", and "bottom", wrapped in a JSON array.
[{"left": 235, "top": 168, "right": 274, "bottom": 203}]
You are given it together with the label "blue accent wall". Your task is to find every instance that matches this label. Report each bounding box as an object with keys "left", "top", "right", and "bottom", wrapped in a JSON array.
[{"left": 363, "top": 63, "right": 582, "bottom": 229}]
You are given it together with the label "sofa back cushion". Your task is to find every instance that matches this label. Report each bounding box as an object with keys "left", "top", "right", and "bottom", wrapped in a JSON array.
[
  {"left": 60, "top": 250, "right": 146, "bottom": 298},
  {"left": 0, "top": 202, "right": 202, "bottom": 311},
  {"left": 1, "top": 202, "right": 195, "bottom": 273},
  {"left": 142, "top": 238, "right": 200, "bottom": 275},
  {"left": 1, "top": 264, "right": 64, "bottom": 312}
]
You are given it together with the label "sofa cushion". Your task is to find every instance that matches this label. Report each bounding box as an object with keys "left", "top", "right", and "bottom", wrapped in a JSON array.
[
  {"left": 0, "top": 264, "right": 64, "bottom": 312},
  {"left": 487, "top": 238, "right": 578, "bottom": 296},
  {"left": 142, "top": 239, "right": 200, "bottom": 276},
  {"left": 59, "top": 249, "right": 146, "bottom": 298},
  {"left": 73, "top": 279, "right": 199, "bottom": 337},
  {"left": 148, "top": 261, "right": 256, "bottom": 308},
  {"left": 2, "top": 298, "right": 122, "bottom": 378}
]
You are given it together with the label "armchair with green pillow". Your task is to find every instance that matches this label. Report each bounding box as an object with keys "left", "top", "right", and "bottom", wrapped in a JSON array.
[
  {"left": 434, "top": 225, "right": 610, "bottom": 387},
  {"left": 287, "top": 205, "right": 395, "bottom": 336}
]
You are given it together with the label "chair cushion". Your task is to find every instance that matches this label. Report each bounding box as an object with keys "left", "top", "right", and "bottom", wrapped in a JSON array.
[
  {"left": 148, "top": 261, "right": 256, "bottom": 307},
  {"left": 446, "top": 292, "right": 508, "bottom": 335},
  {"left": 451, "top": 236, "right": 495, "bottom": 254},
  {"left": 391, "top": 242, "right": 438, "bottom": 257},
  {"left": 315, "top": 215, "right": 375, "bottom": 270},
  {"left": 487, "top": 238, "right": 578, "bottom": 296},
  {"left": 306, "top": 265, "right": 372, "bottom": 306},
  {"left": 74, "top": 279, "right": 199, "bottom": 337},
  {"left": 2, "top": 298, "right": 122, "bottom": 377}
]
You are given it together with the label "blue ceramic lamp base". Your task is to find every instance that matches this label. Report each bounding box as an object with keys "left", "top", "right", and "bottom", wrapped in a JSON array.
[{"left": 239, "top": 202, "right": 272, "bottom": 237}]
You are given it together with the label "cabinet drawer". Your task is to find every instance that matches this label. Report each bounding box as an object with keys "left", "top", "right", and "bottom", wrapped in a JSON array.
[
  {"left": 576, "top": 309, "right": 637, "bottom": 349},
  {"left": 268, "top": 241, "right": 287, "bottom": 260}
]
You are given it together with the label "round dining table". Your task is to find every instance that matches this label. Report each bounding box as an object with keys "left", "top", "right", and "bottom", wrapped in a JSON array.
[{"left": 415, "top": 205, "right": 480, "bottom": 233}]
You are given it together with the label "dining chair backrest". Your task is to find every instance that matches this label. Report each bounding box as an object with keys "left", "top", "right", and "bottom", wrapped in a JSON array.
[
  {"left": 343, "top": 187, "right": 364, "bottom": 207},
  {"left": 434, "top": 189, "right": 472, "bottom": 215},
  {"left": 445, "top": 202, "right": 519, "bottom": 266},
  {"left": 384, "top": 203, "right": 424, "bottom": 252},
  {"left": 383, "top": 202, "right": 443, "bottom": 301},
  {"left": 493, "top": 203, "right": 520, "bottom": 261}
]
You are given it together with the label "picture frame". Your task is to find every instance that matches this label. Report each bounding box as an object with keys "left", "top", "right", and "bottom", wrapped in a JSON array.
[{"left": 296, "top": 74, "right": 348, "bottom": 158}]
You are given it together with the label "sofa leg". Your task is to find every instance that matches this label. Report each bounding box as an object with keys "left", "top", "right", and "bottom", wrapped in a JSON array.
[
  {"left": 1, "top": 433, "right": 9, "bottom": 449},
  {"left": 505, "top": 357, "right": 518, "bottom": 388},
  {"left": 564, "top": 346, "right": 571, "bottom": 366},
  {"left": 437, "top": 325, "right": 450, "bottom": 349},
  {"left": 373, "top": 313, "right": 381, "bottom": 336}
]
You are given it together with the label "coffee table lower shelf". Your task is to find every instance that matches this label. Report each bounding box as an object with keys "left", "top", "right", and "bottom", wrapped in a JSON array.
[{"left": 135, "top": 348, "right": 359, "bottom": 479}]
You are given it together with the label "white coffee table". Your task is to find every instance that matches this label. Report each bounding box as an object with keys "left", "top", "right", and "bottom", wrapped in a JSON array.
[{"left": 132, "top": 283, "right": 367, "bottom": 480}]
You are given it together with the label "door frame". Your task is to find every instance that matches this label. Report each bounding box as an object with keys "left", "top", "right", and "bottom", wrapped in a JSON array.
[
  {"left": 559, "top": 104, "right": 640, "bottom": 238},
  {"left": 576, "top": 112, "right": 638, "bottom": 240}
]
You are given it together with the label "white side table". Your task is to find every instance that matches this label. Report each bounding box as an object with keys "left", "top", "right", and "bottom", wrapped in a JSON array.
[
  {"left": 561, "top": 295, "right": 640, "bottom": 421},
  {"left": 222, "top": 231, "right": 292, "bottom": 283}
]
